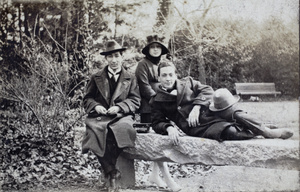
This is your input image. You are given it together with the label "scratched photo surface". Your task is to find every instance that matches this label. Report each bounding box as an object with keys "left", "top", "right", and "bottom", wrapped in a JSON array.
[{"left": 0, "top": 0, "right": 298, "bottom": 192}]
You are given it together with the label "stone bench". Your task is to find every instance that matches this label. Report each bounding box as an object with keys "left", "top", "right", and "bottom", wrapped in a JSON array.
[{"left": 116, "top": 133, "right": 299, "bottom": 187}]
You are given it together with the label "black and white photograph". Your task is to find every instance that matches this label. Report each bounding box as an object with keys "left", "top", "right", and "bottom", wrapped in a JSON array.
[{"left": 0, "top": 0, "right": 299, "bottom": 191}]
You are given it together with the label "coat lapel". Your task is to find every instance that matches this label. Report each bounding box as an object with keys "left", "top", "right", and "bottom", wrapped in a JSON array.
[
  {"left": 110, "top": 68, "right": 131, "bottom": 106},
  {"left": 94, "top": 69, "right": 110, "bottom": 106},
  {"left": 154, "top": 88, "right": 177, "bottom": 102},
  {"left": 176, "top": 79, "right": 187, "bottom": 106}
]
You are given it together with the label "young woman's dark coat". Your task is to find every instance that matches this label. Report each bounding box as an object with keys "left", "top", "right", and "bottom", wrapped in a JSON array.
[{"left": 135, "top": 58, "right": 160, "bottom": 113}]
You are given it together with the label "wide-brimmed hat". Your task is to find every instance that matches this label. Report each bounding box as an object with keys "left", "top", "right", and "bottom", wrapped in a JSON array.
[
  {"left": 100, "top": 40, "right": 126, "bottom": 55},
  {"left": 209, "top": 88, "right": 240, "bottom": 112},
  {"left": 142, "top": 35, "right": 169, "bottom": 55}
]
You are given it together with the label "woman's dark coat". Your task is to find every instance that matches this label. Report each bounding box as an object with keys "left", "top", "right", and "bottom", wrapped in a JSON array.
[
  {"left": 135, "top": 58, "right": 160, "bottom": 113},
  {"left": 82, "top": 66, "right": 140, "bottom": 157}
]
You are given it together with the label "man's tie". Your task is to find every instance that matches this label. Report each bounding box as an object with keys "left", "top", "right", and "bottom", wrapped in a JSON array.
[{"left": 108, "top": 71, "right": 121, "bottom": 82}]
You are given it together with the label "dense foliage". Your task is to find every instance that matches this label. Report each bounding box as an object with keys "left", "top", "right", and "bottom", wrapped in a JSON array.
[
  {"left": 1, "top": 104, "right": 101, "bottom": 190},
  {"left": 0, "top": 0, "right": 298, "bottom": 190}
]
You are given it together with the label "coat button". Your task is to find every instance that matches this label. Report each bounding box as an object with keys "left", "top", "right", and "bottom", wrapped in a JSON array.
[
  {"left": 96, "top": 117, "right": 101, "bottom": 121},
  {"left": 177, "top": 106, "right": 181, "bottom": 110}
]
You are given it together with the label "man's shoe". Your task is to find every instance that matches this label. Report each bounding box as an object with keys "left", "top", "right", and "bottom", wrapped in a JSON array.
[
  {"left": 279, "top": 129, "right": 294, "bottom": 139},
  {"left": 110, "top": 169, "right": 121, "bottom": 180},
  {"left": 107, "top": 169, "right": 121, "bottom": 192},
  {"left": 264, "top": 128, "right": 294, "bottom": 139},
  {"left": 107, "top": 186, "right": 119, "bottom": 192}
]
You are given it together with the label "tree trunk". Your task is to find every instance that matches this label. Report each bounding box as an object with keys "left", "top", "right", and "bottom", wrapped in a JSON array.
[
  {"left": 18, "top": 3, "right": 22, "bottom": 45},
  {"left": 197, "top": 45, "right": 206, "bottom": 84},
  {"left": 114, "top": 0, "right": 117, "bottom": 39},
  {"left": 156, "top": 0, "right": 171, "bottom": 27},
  {"left": 23, "top": 5, "right": 31, "bottom": 37}
]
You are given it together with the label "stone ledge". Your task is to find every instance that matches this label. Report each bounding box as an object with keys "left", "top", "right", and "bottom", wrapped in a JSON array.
[{"left": 123, "top": 133, "right": 299, "bottom": 170}]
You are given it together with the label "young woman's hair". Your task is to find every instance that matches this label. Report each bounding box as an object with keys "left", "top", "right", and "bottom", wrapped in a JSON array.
[{"left": 158, "top": 60, "right": 176, "bottom": 76}]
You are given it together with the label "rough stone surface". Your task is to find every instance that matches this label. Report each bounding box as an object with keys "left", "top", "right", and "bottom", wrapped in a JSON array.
[{"left": 123, "top": 133, "right": 299, "bottom": 170}]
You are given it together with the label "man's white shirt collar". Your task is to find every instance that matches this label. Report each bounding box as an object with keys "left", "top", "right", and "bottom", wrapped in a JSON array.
[{"left": 108, "top": 67, "right": 121, "bottom": 80}]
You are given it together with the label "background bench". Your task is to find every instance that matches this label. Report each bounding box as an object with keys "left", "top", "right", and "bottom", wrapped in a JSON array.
[{"left": 235, "top": 82, "right": 281, "bottom": 97}]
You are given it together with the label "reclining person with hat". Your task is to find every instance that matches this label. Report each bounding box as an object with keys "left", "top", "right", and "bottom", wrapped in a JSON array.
[
  {"left": 82, "top": 40, "right": 140, "bottom": 192},
  {"left": 150, "top": 61, "right": 293, "bottom": 147}
]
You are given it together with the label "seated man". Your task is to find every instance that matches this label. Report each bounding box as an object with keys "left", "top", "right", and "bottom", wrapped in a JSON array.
[
  {"left": 82, "top": 40, "right": 140, "bottom": 192},
  {"left": 150, "top": 61, "right": 293, "bottom": 146}
]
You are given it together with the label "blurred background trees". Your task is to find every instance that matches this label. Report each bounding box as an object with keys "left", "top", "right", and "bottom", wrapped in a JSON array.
[
  {"left": 0, "top": 0, "right": 298, "bottom": 190},
  {"left": 0, "top": 0, "right": 298, "bottom": 97}
]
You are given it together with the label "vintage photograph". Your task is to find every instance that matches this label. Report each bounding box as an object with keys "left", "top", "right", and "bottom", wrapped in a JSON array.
[{"left": 0, "top": 0, "right": 299, "bottom": 191}]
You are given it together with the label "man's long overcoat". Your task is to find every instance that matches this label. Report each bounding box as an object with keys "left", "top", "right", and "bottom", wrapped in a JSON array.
[{"left": 82, "top": 66, "right": 140, "bottom": 157}]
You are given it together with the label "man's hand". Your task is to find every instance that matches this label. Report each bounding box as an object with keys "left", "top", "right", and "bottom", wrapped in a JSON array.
[
  {"left": 107, "top": 106, "right": 121, "bottom": 115},
  {"left": 95, "top": 105, "right": 107, "bottom": 115},
  {"left": 167, "top": 126, "right": 180, "bottom": 145},
  {"left": 188, "top": 105, "right": 201, "bottom": 127}
]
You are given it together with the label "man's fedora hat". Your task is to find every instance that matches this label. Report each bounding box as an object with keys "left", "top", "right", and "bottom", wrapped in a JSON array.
[
  {"left": 142, "top": 35, "right": 169, "bottom": 55},
  {"left": 209, "top": 88, "right": 240, "bottom": 112},
  {"left": 100, "top": 40, "right": 126, "bottom": 55}
]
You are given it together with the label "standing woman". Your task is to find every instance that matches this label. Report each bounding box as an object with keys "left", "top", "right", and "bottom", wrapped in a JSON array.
[
  {"left": 135, "top": 35, "right": 181, "bottom": 191},
  {"left": 82, "top": 40, "right": 140, "bottom": 192}
]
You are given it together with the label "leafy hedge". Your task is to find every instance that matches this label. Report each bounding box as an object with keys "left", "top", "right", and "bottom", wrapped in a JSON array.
[
  {"left": 0, "top": 35, "right": 101, "bottom": 190},
  {"left": 0, "top": 101, "right": 101, "bottom": 190}
]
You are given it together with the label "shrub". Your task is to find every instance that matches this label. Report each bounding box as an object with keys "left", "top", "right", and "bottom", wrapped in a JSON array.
[{"left": 0, "top": 36, "right": 101, "bottom": 190}]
